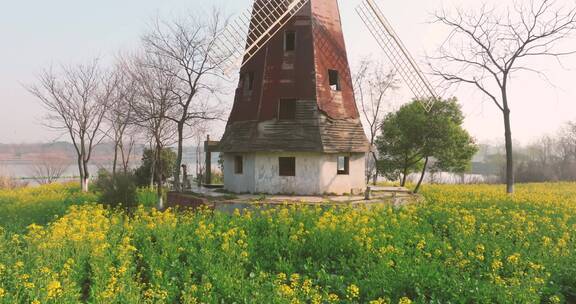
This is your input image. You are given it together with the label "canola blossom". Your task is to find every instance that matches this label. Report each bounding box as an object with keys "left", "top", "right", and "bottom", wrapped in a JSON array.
[{"left": 0, "top": 183, "right": 575, "bottom": 303}]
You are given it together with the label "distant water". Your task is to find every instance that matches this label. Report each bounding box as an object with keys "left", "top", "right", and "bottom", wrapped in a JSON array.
[
  {"left": 0, "top": 160, "right": 100, "bottom": 179},
  {"left": 0, "top": 152, "right": 221, "bottom": 180}
]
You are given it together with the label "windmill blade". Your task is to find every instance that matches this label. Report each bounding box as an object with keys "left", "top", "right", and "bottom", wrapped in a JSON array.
[
  {"left": 210, "top": 0, "right": 310, "bottom": 76},
  {"left": 356, "top": 0, "right": 438, "bottom": 111}
]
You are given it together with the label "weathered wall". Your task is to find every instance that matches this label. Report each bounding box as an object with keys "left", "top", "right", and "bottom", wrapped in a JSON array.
[
  {"left": 319, "top": 153, "right": 366, "bottom": 195},
  {"left": 223, "top": 152, "right": 366, "bottom": 195},
  {"left": 222, "top": 153, "right": 256, "bottom": 193}
]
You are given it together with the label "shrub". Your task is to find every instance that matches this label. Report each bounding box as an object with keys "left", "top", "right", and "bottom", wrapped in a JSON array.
[
  {"left": 136, "top": 187, "right": 158, "bottom": 208},
  {"left": 134, "top": 148, "right": 177, "bottom": 187},
  {"left": 0, "top": 174, "right": 26, "bottom": 190},
  {"left": 94, "top": 169, "right": 137, "bottom": 210}
]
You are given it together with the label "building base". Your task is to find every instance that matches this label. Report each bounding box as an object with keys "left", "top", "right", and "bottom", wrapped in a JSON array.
[{"left": 222, "top": 152, "right": 366, "bottom": 195}]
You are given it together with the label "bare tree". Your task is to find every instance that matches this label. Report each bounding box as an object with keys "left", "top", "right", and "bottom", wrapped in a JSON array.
[
  {"left": 106, "top": 62, "right": 138, "bottom": 176},
  {"left": 127, "top": 52, "right": 178, "bottom": 209},
  {"left": 353, "top": 58, "right": 399, "bottom": 185},
  {"left": 28, "top": 60, "right": 113, "bottom": 192},
  {"left": 142, "top": 9, "right": 230, "bottom": 191},
  {"left": 429, "top": 0, "right": 576, "bottom": 193},
  {"left": 31, "top": 157, "right": 70, "bottom": 185}
]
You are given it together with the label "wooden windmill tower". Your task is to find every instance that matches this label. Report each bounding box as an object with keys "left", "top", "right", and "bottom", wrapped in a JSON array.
[{"left": 216, "top": 0, "right": 370, "bottom": 195}]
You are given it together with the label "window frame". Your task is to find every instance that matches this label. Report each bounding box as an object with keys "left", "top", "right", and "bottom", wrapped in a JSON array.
[
  {"left": 328, "top": 69, "right": 341, "bottom": 91},
  {"left": 234, "top": 155, "right": 243, "bottom": 175},
  {"left": 278, "top": 99, "right": 297, "bottom": 121},
  {"left": 337, "top": 155, "right": 350, "bottom": 175},
  {"left": 279, "top": 157, "right": 296, "bottom": 177},
  {"left": 284, "top": 30, "right": 296, "bottom": 53}
]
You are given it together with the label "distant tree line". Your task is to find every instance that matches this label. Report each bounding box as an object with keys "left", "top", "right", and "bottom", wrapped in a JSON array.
[{"left": 476, "top": 121, "right": 576, "bottom": 183}]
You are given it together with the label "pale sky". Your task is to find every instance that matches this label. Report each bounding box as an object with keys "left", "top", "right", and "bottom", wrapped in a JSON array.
[{"left": 1, "top": 0, "right": 575, "bottom": 145}]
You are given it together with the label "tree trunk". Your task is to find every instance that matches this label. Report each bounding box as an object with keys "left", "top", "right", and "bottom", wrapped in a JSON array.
[
  {"left": 156, "top": 144, "right": 164, "bottom": 210},
  {"left": 77, "top": 154, "right": 85, "bottom": 191},
  {"left": 82, "top": 159, "right": 90, "bottom": 192},
  {"left": 401, "top": 167, "right": 408, "bottom": 187},
  {"left": 503, "top": 108, "right": 514, "bottom": 194},
  {"left": 150, "top": 143, "right": 156, "bottom": 188},
  {"left": 173, "top": 122, "right": 184, "bottom": 192},
  {"left": 155, "top": 140, "right": 164, "bottom": 209},
  {"left": 112, "top": 142, "right": 119, "bottom": 177},
  {"left": 414, "top": 156, "right": 429, "bottom": 194},
  {"left": 371, "top": 151, "right": 378, "bottom": 186}
]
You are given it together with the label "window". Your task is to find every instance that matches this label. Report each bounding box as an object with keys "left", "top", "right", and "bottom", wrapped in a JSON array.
[
  {"left": 279, "top": 157, "right": 296, "bottom": 176},
  {"left": 328, "top": 69, "right": 341, "bottom": 91},
  {"left": 234, "top": 155, "right": 243, "bottom": 174},
  {"left": 278, "top": 99, "right": 297, "bottom": 120},
  {"left": 337, "top": 156, "right": 350, "bottom": 175},
  {"left": 284, "top": 31, "right": 296, "bottom": 53},
  {"left": 243, "top": 72, "right": 255, "bottom": 94}
]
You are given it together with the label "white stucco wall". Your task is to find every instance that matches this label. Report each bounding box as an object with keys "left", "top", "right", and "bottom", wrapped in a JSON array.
[
  {"left": 223, "top": 152, "right": 366, "bottom": 195},
  {"left": 319, "top": 153, "right": 366, "bottom": 195},
  {"left": 222, "top": 153, "right": 255, "bottom": 193}
]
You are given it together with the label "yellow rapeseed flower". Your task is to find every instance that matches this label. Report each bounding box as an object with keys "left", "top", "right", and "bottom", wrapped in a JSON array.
[
  {"left": 549, "top": 295, "right": 561, "bottom": 304},
  {"left": 506, "top": 253, "right": 521, "bottom": 265},
  {"left": 327, "top": 293, "right": 340, "bottom": 303},
  {"left": 347, "top": 284, "right": 360, "bottom": 300},
  {"left": 491, "top": 260, "right": 503, "bottom": 271},
  {"left": 398, "top": 297, "right": 413, "bottom": 304},
  {"left": 47, "top": 280, "right": 63, "bottom": 299},
  {"left": 278, "top": 284, "right": 294, "bottom": 297},
  {"left": 416, "top": 240, "right": 426, "bottom": 251}
]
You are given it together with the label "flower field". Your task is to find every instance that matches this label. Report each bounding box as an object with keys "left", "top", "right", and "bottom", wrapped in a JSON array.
[
  {"left": 0, "top": 183, "right": 97, "bottom": 233},
  {"left": 0, "top": 183, "right": 575, "bottom": 303}
]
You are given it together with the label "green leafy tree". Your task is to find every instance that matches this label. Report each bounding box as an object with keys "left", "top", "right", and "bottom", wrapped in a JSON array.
[
  {"left": 376, "top": 98, "right": 478, "bottom": 193},
  {"left": 135, "top": 148, "right": 177, "bottom": 188}
]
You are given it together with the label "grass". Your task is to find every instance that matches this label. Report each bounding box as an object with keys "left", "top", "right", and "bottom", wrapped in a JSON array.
[{"left": 0, "top": 183, "right": 574, "bottom": 303}]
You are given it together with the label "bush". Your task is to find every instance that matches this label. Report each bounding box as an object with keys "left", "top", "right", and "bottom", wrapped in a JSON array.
[
  {"left": 94, "top": 169, "right": 137, "bottom": 210},
  {"left": 134, "top": 148, "right": 177, "bottom": 187},
  {"left": 0, "top": 174, "right": 27, "bottom": 190},
  {"left": 136, "top": 187, "right": 158, "bottom": 208}
]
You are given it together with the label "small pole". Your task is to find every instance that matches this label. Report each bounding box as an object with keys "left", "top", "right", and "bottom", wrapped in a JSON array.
[
  {"left": 364, "top": 186, "right": 372, "bottom": 200},
  {"left": 204, "top": 135, "right": 212, "bottom": 186}
]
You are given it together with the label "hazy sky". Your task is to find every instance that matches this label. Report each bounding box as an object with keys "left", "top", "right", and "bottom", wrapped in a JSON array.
[{"left": 1, "top": 0, "right": 575, "bottom": 145}]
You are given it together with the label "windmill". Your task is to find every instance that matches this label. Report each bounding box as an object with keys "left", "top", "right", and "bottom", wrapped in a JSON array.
[
  {"left": 212, "top": 0, "right": 371, "bottom": 195},
  {"left": 207, "top": 0, "right": 436, "bottom": 195},
  {"left": 210, "top": 0, "right": 311, "bottom": 74},
  {"left": 356, "top": 0, "right": 438, "bottom": 111},
  {"left": 210, "top": 0, "right": 438, "bottom": 111}
]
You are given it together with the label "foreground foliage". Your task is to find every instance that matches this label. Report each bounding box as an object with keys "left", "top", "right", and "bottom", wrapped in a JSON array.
[{"left": 0, "top": 183, "right": 575, "bottom": 303}]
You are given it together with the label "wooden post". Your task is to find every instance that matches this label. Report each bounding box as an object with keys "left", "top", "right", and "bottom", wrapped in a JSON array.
[
  {"left": 364, "top": 186, "right": 372, "bottom": 200},
  {"left": 204, "top": 135, "right": 212, "bottom": 185}
]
